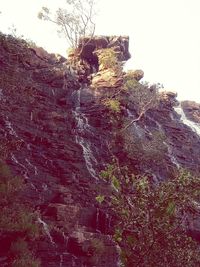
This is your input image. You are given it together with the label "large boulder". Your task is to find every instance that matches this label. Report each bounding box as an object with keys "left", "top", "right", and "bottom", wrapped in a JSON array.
[
  {"left": 91, "top": 69, "right": 123, "bottom": 89},
  {"left": 181, "top": 100, "right": 200, "bottom": 123},
  {"left": 68, "top": 36, "right": 131, "bottom": 85},
  {"left": 124, "top": 69, "right": 144, "bottom": 81},
  {"left": 78, "top": 35, "right": 131, "bottom": 67},
  {"left": 159, "top": 90, "right": 178, "bottom": 107}
]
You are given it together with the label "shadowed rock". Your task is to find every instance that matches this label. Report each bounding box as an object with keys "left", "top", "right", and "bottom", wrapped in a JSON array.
[
  {"left": 1, "top": 32, "right": 200, "bottom": 266},
  {"left": 78, "top": 35, "right": 131, "bottom": 64}
]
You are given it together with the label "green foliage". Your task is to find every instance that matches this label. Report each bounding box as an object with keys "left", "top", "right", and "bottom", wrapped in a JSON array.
[
  {"left": 11, "top": 239, "right": 40, "bottom": 267},
  {"left": 0, "top": 162, "right": 24, "bottom": 206},
  {"left": 111, "top": 175, "right": 121, "bottom": 191},
  {"left": 0, "top": 162, "right": 39, "bottom": 238},
  {"left": 103, "top": 99, "right": 121, "bottom": 113},
  {"left": 114, "top": 228, "right": 123, "bottom": 243},
  {"left": 100, "top": 164, "right": 120, "bottom": 191},
  {"left": 98, "top": 48, "right": 121, "bottom": 72},
  {"left": 12, "top": 257, "right": 40, "bottom": 267},
  {"left": 124, "top": 76, "right": 159, "bottom": 116},
  {"left": 0, "top": 161, "right": 41, "bottom": 265},
  {"left": 95, "top": 195, "right": 105, "bottom": 204},
  {"left": 100, "top": 164, "right": 116, "bottom": 180},
  {"left": 123, "top": 74, "right": 138, "bottom": 90},
  {"left": 0, "top": 206, "right": 40, "bottom": 239},
  {"left": 99, "top": 164, "right": 200, "bottom": 267}
]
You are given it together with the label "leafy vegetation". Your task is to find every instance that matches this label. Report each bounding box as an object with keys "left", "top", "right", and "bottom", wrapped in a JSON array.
[
  {"left": 95, "top": 194, "right": 105, "bottom": 204},
  {"left": 0, "top": 162, "right": 40, "bottom": 266},
  {"left": 123, "top": 79, "right": 160, "bottom": 129},
  {"left": 98, "top": 163, "right": 200, "bottom": 267},
  {"left": 103, "top": 99, "right": 121, "bottom": 113},
  {"left": 97, "top": 48, "right": 122, "bottom": 73},
  {"left": 11, "top": 239, "right": 40, "bottom": 267}
]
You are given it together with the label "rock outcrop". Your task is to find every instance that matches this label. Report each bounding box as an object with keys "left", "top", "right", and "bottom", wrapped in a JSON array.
[
  {"left": 78, "top": 35, "right": 131, "bottom": 63},
  {"left": 181, "top": 100, "right": 200, "bottom": 123},
  {"left": 1, "top": 33, "right": 200, "bottom": 266},
  {"left": 159, "top": 90, "right": 178, "bottom": 107},
  {"left": 91, "top": 68, "right": 124, "bottom": 89},
  {"left": 124, "top": 69, "right": 144, "bottom": 81}
]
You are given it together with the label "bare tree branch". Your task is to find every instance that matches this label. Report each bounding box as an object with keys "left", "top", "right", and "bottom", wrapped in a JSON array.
[
  {"left": 38, "top": 0, "right": 96, "bottom": 49},
  {"left": 121, "top": 98, "right": 155, "bottom": 132}
]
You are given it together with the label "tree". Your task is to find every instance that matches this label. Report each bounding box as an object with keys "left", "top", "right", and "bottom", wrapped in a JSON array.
[
  {"left": 38, "top": 0, "right": 96, "bottom": 49},
  {"left": 122, "top": 77, "right": 160, "bottom": 131},
  {"left": 98, "top": 164, "right": 200, "bottom": 267}
]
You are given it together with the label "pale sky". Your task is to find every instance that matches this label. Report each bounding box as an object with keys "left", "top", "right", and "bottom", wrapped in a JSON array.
[{"left": 0, "top": 0, "right": 200, "bottom": 102}]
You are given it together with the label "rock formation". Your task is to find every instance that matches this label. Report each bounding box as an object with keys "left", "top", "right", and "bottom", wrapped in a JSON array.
[
  {"left": 0, "top": 33, "right": 200, "bottom": 266},
  {"left": 181, "top": 100, "right": 200, "bottom": 123},
  {"left": 123, "top": 69, "right": 144, "bottom": 81}
]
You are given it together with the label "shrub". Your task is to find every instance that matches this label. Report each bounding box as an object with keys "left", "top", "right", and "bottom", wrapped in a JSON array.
[
  {"left": 11, "top": 239, "right": 41, "bottom": 267},
  {"left": 0, "top": 162, "right": 24, "bottom": 202},
  {"left": 95, "top": 195, "right": 105, "bottom": 204},
  {"left": 98, "top": 164, "right": 200, "bottom": 267},
  {"left": 0, "top": 162, "right": 41, "bottom": 265},
  {"left": 103, "top": 98, "right": 121, "bottom": 113},
  {"left": 97, "top": 48, "right": 123, "bottom": 74},
  {"left": 124, "top": 78, "right": 159, "bottom": 117},
  {"left": 12, "top": 257, "right": 40, "bottom": 267},
  {"left": 98, "top": 48, "right": 118, "bottom": 69}
]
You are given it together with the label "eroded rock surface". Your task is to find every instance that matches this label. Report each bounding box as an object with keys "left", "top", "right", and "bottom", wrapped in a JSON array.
[
  {"left": 1, "top": 34, "right": 200, "bottom": 266},
  {"left": 181, "top": 100, "right": 200, "bottom": 123},
  {"left": 78, "top": 35, "right": 131, "bottom": 63}
]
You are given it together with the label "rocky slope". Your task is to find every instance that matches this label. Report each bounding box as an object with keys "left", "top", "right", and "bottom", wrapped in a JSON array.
[{"left": 0, "top": 33, "right": 200, "bottom": 266}]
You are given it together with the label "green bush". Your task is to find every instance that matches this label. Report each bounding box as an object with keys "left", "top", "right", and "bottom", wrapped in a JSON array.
[
  {"left": 0, "top": 161, "right": 41, "bottom": 265},
  {"left": 124, "top": 78, "right": 159, "bottom": 116},
  {"left": 97, "top": 48, "right": 122, "bottom": 74},
  {"left": 11, "top": 239, "right": 41, "bottom": 267},
  {"left": 103, "top": 99, "right": 121, "bottom": 113},
  {"left": 99, "top": 164, "right": 200, "bottom": 267},
  {"left": 95, "top": 195, "right": 105, "bottom": 204}
]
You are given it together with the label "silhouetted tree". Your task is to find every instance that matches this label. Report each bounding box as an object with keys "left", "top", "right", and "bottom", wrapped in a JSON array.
[{"left": 38, "top": 0, "right": 96, "bottom": 49}]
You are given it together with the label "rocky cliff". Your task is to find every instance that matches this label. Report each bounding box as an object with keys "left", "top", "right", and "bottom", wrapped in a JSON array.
[{"left": 0, "top": 33, "right": 200, "bottom": 266}]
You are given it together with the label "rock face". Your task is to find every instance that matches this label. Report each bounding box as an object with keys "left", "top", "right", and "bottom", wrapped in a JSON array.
[
  {"left": 181, "top": 100, "right": 200, "bottom": 123},
  {"left": 159, "top": 90, "right": 178, "bottom": 107},
  {"left": 124, "top": 69, "right": 144, "bottom": 81},
  {"left": 91, "top": 69, "right": 124, "bottom": 88},
  {"left": 78, "top": 36, "right": 131, "bottom": 64},
  {"left": 1, "top": 34, "right": 200, "bottom": 266},
  {"left": 0, "top": 34, "right": 119, "bottom": 267}
]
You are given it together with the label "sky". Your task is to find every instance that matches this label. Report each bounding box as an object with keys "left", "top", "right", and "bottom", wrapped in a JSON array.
[{"left": 0, "top": 0, "right": 200, "bottom": 102}]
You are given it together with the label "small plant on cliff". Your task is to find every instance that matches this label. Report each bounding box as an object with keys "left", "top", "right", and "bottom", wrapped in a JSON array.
[
  {"left": 103, "top": 98, "right": 121, "bottom": 113},
  {"left": 11, "top": 239, "right": 41, "bottom": 267},
  {"left": 97, "top": 48, "right": 122, "bottom": 74},
  {"left": 123, "top": 78, "right": 160, "bottom": 130},
  {"left": 0, "top": 162, "right": 41, "bottom": 266},
  {"left": 99, "top": 163, "right": 200, "bottom": 267},
  {"left": 95, "top": 194, "right": 105, "bottom": 204},
  {"left": 38, "top": 0, "right": 96, "bottom": 49}
]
